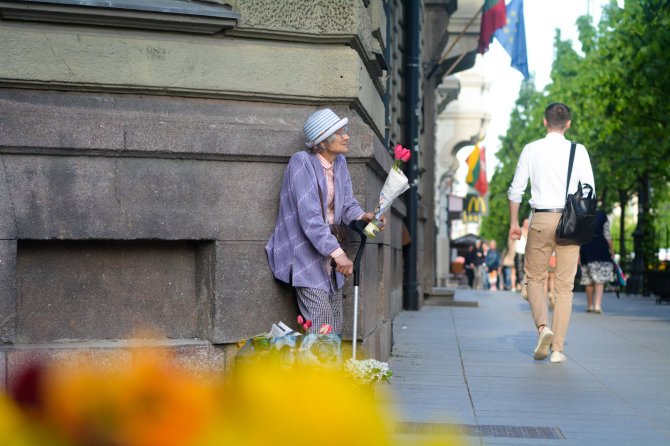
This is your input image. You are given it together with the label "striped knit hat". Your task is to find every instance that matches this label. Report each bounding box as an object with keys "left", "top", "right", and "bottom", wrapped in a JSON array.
[{"left": 303, "top": 108, "right": 348, "bottom": 148}]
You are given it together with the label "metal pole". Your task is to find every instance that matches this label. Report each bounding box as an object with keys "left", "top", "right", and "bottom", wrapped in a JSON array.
[
  {"left": 442, "top": 39, "right": 478, "bottom": 78},
  {"left": 629, "top": 174, "right": 650, "bottom": 295},
  {"left": 404, "top": 0, "right": 421, "bottom": 310}
]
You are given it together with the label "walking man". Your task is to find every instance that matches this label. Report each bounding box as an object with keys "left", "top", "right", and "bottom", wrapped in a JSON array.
[{"left": 508, "top": 103, "right": 594, "bottom": 363}]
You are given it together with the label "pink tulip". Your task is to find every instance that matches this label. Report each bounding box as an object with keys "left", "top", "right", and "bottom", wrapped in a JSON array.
[
  {"left": 305, "top": 320, "right": 312, "bottom": 329},
  {"left": 302, "top": 323, "right": 309, "bottom": 331},
  {"left": 297, "top": 315, "right": 304, "bottom": 325},
  {"left": 394, "top": 144, "right": 403, "bottom": 158},
  {"left": 401, "top": 149, "right": 411, "bottom": 162},
  {"left": 319, "top": 324, "right": 333, "bottom": 335}
]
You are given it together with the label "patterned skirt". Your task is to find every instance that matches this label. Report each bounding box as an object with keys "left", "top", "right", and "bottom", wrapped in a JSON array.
[{"left": 580, "top": 261, "right": 614, "bottom": 285}]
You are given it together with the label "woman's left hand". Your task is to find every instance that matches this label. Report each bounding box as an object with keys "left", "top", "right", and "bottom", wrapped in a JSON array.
[{"left": 361, "top": 212, "right": 386, "bottom": 231}]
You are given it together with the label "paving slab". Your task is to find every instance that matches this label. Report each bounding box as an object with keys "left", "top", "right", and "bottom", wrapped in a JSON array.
[{"left": 382, "top": 290, "right": 670, "bottom": 446}]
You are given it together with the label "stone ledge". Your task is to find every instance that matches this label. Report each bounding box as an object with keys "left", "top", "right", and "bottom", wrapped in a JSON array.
[
  {"left": 424, "top": 296, "right": 478, "bottom": 307},
  {"left": 0, "top": 338, "right": 212, "bottom": 350},
  {"left": 0, "top": 0, "right": 240, "bottom": 34},
  {"left": 427, "top": 287, "right": 455, "bottom": 297},
  {"left": 4, "top": 342, "right": 234, "bottom": 390}
]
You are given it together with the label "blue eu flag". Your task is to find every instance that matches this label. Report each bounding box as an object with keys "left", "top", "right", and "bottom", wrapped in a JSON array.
[{"left": 494, "top": 0, "right": 530, "bottom": 80}]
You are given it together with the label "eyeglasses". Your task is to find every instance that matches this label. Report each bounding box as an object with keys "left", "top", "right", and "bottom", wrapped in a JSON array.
[{"left": 334, "top": 126, "right": 348, "bottom": 137}]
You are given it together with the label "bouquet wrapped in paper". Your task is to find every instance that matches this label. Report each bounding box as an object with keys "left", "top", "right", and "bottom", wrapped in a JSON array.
[{"left": 364, "top": 145, "right": 411, "bottom": 238}]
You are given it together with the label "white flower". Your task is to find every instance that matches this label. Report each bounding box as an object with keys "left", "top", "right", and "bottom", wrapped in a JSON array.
[{"left": 344, "top": 358, "right": 393, "bottom": 385}]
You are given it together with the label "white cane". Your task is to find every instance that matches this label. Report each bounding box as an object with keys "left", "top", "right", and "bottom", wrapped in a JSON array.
[
  {"left": 352, "top": 281, "right": 359, "bottom": 360},
  {"left": 349, "top": 220, "right": 368, "bottom": 360}
]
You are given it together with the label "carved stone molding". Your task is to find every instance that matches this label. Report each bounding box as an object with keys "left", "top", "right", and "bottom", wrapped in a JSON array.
[{"left": 0, "top": 0, "right": 240, "bottom": 34}]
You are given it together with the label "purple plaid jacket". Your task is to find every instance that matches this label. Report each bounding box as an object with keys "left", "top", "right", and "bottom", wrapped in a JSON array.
[{"left": 265, "top": 151, "right": 364, "bottom": 294}]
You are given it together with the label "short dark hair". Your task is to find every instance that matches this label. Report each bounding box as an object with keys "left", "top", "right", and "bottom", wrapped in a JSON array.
[{"left": 545, "top": 103, "right": 571, "bottom": 130}]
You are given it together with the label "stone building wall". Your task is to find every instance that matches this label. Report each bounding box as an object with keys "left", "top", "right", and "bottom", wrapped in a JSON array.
[{"left": 0, "top": 0, "right": 405, "bottom": 387}]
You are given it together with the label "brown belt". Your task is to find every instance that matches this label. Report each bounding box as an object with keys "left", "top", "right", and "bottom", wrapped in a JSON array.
[{"left": 533, "top": 208, "right": 564, "bottom": 213}]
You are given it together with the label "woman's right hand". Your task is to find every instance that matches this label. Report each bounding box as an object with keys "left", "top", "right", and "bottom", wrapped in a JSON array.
[{"left": 334, "top": 253, "right": 354, "bottom": 276}]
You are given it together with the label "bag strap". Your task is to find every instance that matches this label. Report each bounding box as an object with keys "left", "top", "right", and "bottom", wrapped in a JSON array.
[
  {"left": 565, "top": 142, "right": 577, "bottom": 197},
  {"left": 317, "top": 183, "right": 327, "bottom": 223}
]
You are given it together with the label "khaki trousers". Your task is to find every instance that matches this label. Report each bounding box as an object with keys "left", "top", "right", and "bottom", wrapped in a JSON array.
[{"left": 524, "top": 212, "right": 579, "bottom": 352}]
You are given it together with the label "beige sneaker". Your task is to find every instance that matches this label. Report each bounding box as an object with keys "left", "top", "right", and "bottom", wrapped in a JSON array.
[
  {"left": 550, "top": 351, "right": 567, "bottom": 363},
  {"left": 533, "top": 327, "right": 554, "bottom": 360}
]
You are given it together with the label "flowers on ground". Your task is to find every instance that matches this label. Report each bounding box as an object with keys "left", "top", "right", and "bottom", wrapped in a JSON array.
[
  {"left": 318, "top": 323, "right": 333, "bottom": 335},
  {"left": 297, "top": 315, "right": 312, "bottom": 334},
  {"left": 344, "top": 358, "right": 393, "bottom": 385}
]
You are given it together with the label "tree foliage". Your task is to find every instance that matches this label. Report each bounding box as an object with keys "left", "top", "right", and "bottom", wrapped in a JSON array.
[{"left": 481, "top": 0, "right": 670, "bottom": 256}]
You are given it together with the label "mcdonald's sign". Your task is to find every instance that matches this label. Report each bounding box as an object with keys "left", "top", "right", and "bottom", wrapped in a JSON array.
[{"left": 462, "top": 194, "right": 487, "bottom": 223}]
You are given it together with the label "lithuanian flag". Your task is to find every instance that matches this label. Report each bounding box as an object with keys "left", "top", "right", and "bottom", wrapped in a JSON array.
[
  {"left": 466, "top": 140, "right": 489, "bottom": 196},
  {"left": 478, "top": 0, "right": 507, "bottom": 54}
]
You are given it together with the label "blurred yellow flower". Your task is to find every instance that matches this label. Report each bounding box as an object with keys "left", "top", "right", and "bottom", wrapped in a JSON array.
[
  {"left": 42, "top": 349, "right": 218, "bottom": 446},
  {"left": 0, "top": 392, "right": 70, "bottom": 446},
  {"left": 1, "top": 346, "right": 467, "bottom": 446},
  {"left": 196, "top": 358, "right": 392, "bottom": 446}
]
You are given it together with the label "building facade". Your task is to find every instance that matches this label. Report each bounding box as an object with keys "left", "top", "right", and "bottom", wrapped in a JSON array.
[{"left": 0, "top": 0, "right": 474, "bottom": 383}]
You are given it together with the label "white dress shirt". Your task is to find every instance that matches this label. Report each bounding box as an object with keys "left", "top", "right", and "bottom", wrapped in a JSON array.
[{"left": 508, "top": 132, "right": 595, "bottom": 209}]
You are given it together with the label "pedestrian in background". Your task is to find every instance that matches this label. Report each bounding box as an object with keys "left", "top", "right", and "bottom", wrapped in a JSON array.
[
  {"left": 508, "top": 102, "right": 595, "bottom": 364},
  {"left": 485, "top": 240, "right": 501, "bottom": 291},
  {"left": 580, "top": 209, "right": 615, "bottom": 314},
  {"left": 266, "top": 108, "right": 385, "bottom": 334},
  {"left": 482, "top": 242, "right": 490, "bottom": 290},
  {"left": 472, "top": 239, "right": 485, "bottom": 290},
  {"left": 464, "top": 245, "right": 477, "bottom": 288},
  {"left": 501, "top": 237, "right": 516, "bottom": 290},
  {"left": 514, "top": 219, "right": 528, "bottom": 291}
]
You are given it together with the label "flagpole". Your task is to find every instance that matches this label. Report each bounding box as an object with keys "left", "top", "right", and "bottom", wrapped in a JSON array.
[
  {"left": 437, "top": 4, "right": 484, "bottom": 66},
  {"left": 441, "top": 39, "right": 478, "bottom": 78}
]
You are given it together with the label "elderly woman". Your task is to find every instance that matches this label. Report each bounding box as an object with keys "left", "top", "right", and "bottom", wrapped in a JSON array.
[{"left": 266, "top": 109, "right": 385, "bottom": 335}]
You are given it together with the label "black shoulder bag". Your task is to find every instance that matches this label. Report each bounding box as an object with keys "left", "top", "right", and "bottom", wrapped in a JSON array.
[{"left": 555, "top": 142, "right": 597, "bottom": 246}]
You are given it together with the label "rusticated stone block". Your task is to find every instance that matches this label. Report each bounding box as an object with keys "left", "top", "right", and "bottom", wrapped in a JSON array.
[
  {"left": 360, "top": 244, "right": 381, "bottom": 339},
  {"left": 0, "top": 92, "right": 378, "bottom": 162},
  {"left": 0, "top": 157, "right": 18, "bottom": 239},
  {"left": 1, "top": 156, "right": 290, "bottom": 242},
  {"left": 0, "top": 240, "right": 17, "bottom": 344},
  {"left": 359, "top": 318, "right": 391, "bottom": 362},
  {"left": 377, "top": 243, "right": 392, "bottom": 320},
  {"left": 377, "top": 319, "right": 392, "bottom": 362},
  {"left": 16, "top": 240, "right": 204, "bottom": 343},
  {"left": 212, "top": 241, "right": 299, "bottom": 344}
]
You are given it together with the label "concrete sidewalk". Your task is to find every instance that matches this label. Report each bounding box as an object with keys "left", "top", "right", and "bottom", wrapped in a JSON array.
[{"left": 380, "top": 289, "right": 670, "bottom": 445}]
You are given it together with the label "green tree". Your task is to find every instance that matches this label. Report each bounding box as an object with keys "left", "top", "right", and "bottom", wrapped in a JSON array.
[
  {"left": 482, "top": 0, "right": 670, "bottom": 268},
  {"left": 572, "top": 0, "right": 670, "bottom": 265}
]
